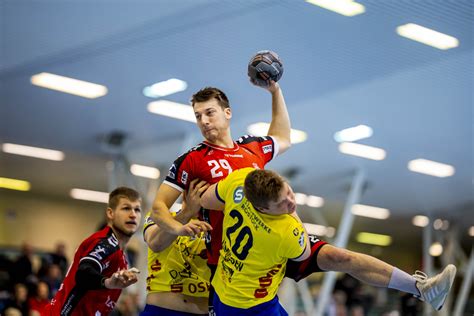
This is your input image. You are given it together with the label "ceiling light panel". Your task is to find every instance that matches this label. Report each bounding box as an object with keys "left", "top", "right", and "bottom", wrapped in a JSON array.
[
  {"left": 306, "top": 0, "right": 365, "bottom": 17},
  {"left": 247, "top": 122, "right": 307, "bottom": 144},
  {"left": 408, "top": 159, "right": 455, "bottom": 178},
  {"left": 130, "top": 164, "right": 160, "bottom": 179},
  {"left": 147, "top": 100, "right": 196, "bottom": 123},
  {"left": 334, "top": 125, "right": 373, "bottom": 142},
  {"left": 396, "top": 23, "right": 459, "bottom": 50},
  {"left": 0, "top": 177, "right": 31, "bottom": 191},
  {"left": 356, "top": 232, "right": 392, "bottom": 246},
  {"left": 143, "top": 78, "right": 187, "bottom": 98},
  {"left": 31, "top": 72, "right": 107, "bottom": 99},
  {"left": 70, "top": 188, "right": 109, "bottom": 203},
  {"left": 352, "top": 204, "right": 390, "bottom": 219},
  {"left": 339, "top": 142, "right": 386, "bottom": 160},
  {"left": 2, "top": 143, "right": 65, "bottom": 161}
]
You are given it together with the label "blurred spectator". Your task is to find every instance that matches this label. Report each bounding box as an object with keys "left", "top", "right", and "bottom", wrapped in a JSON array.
[
  {"left": 0, "top": 254, "right": 12, "bottom": 291},
  {"left": 11, "top": 243, "right": 34, "bottom": 285},
  {"left": 2, "top": 283, "right": 29, "bottom": 316},
  {"left": 4, "top": 307, "right": 22, "bottom": 316},
  {"left": 40, "top": 264, "right": 62, "bottom": 298},
  {"left": 27, "top": 281, "right": 49, "bottom": 316},
  {"left": 110, "top": 291, "right": 140, "bottom": 316},
  {"left": 48, "top": 242, "right": 68, "bottom": 277}
]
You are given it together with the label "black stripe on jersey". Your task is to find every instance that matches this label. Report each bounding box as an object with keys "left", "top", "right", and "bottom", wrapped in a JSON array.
[
  {"left": 165, "top": 143, "right": 207, "bottom": 184},
  {"left": 236, "top": 134, "right": 269, "bottom": 145},
  {"left": 84, "top": 228, "right": 120, "bottom": 271},
  {"left": 60, "top": 286, "right": 86, "bottom": 316}
]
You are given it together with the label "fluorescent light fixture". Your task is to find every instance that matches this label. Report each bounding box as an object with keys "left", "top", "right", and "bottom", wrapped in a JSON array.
[
  {"left": 0, "top": 177, "right": 31, "bottom": 191},
  {"left": 396, "top": 23, "right": 459, "bottom": 50},
  {"left": 325, "top": 227, "right": 336, "bottom": 238},
  {"left": 143, "top": 78, "right": 188, "bottom": 98},
  {"left": 304, "top": 223, "right": 328, "bottom": 236},
  {"left": 2, "top": 143, "right": 65, "bottom": 161},
  {"left": 408, "top": 159, "right": 455, "bottom": 178},
  {"left": 429, "top": 242, "right": 443, "bottom": 257},
  {"left": 306, "top": 0, "right": 365, "bottom": 16},
  {"left": 352, "top": 204, "right": 390, "bottom": 219},
  {"left": 70, "top": 188, "right": 109, "bottom": 203},
  {"left": 247, "top": 122, "right": 307, "bottom": 144},
  {"left": 130, "top": 164, "right": 160, "bottom": 179},
  {"left": 469, "top": 226, "right": 474, "bottom": 237},
  {"left": 31, "top": 72, "right": 107, "bottom": 99},
  {"left": 356, "top": 232, "right": 392, "bottom": 246},
  {"left": 147, "top": 100, "right": 196, "bottom": 123},
  {"left": 412, "top": 215, "right": 429, "bottom": 227},
  {"left": 339, "top": 142, "right": 386, "bottom": 160},
  {"left": 295, "top": 193, "right": 307, "bottom": 205},
  {"left": 334, "top": 125, "right": 373, "bottom": 142},
  {"left": 306, "top": 195, "right": 324, "bottom": 208}
]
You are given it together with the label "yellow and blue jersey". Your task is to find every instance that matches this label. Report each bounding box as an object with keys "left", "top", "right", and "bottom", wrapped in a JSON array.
[
  {"left": 213, "top": 168, "right": 307, "bottom": 308},
  {"left": 143, "top": 212, "right": 211, "bottom": 297}
]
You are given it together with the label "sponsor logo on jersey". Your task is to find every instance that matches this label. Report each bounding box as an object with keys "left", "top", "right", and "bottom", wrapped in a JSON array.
[
  {"left": 107, "top": 235, "right": 119, "bottom": 247},
  {"left": 103, "top": 261, "right": 110, "bottom": 270},
  {"left": 233, "top": 186, "right": 244, "bottom": 203},
  {"left": 90, "top": 245, "right": 106, "bottom": 260},
  {"left": 293, "top": 228, "right": 299, "bottom": 236},
  {"left": 299, "top": 232, "right": 305, "bottom": 248},
  {"left": 168, "top": 164, "right": 177, "bottom": 179},
  {"left": 252, "top": 163, "right": 260, "bottom": 169},
  {"left": 262, "top": 144, "right": 273, "bottom": 154},
  {"left": 309, "top": 235, "right": 321, "bottom": 243},
  {"left": 181, "top": 170, "right": 188, "bottom": 185},
  {"left": 224, "top": 154, "right": 243, "bottom": 158}
]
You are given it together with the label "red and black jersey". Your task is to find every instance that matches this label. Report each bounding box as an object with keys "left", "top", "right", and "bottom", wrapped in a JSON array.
[
  {"left": 46, "top": 226, "right": 128, "bottom": 316},
  {"left": 285, "top": 234, "right": 328, "bottom": 281},
  {"left": 164, "top": 135, "right": 278, "bottom": 265}
]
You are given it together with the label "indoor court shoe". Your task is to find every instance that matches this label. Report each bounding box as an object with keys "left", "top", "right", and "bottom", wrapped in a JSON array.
[{"left": 413, "top": 264, "right": 457, "bottom": 310}]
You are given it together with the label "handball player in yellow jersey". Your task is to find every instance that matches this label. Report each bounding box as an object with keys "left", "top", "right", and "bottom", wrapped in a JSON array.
[{"left": 201, "top": 167, "right": 311, "bottom": 315}]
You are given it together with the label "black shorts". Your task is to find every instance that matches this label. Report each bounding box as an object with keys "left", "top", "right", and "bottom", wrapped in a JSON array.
[{"left": 285, "top": 234, "right": 328, "bottom": 282}]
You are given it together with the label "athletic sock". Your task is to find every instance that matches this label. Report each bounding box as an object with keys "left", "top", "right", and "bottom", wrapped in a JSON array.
[{"left": 388, "top": 267, "right": 420, "bottom": 296}]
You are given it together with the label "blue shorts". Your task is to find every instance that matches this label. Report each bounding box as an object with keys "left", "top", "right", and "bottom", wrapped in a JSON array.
[
  {"left": 139, "top": 304, "right": 207, "bottom": 316},
  {"left": 213, "top": 293, "right": 288, "bottom": 316}
]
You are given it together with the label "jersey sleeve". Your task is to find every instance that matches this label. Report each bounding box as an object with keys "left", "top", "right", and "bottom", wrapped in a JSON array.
[
  {"left": 163, "top": 151, "right": 195, "bottom": 192},
  {"left": 278, "top": 218, "right": 307, "bottom": 260},
  {"left": 143, "top": 211, "right": 156, "bottom": 240},
  {"left": 236, "top": 135, "right": 279, "bottom": 164},
  {"left": 79, "top": 234, "right": 120, "bottom": 272}
]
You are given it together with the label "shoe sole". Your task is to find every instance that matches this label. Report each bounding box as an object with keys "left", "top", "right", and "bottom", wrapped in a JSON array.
[{"left": 436, "top": 264, "right": 457, "bottom": 310}]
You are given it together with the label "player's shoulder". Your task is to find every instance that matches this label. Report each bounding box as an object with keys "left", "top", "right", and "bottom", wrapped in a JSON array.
[
  {"left": 236, "top": 134, "right": 273, "bottom": 145},
  {"left": 83, "top": 227, "right": 120, "bottom": 251},
  {"left": 173, "top": 142, "right": 208, "bottom": 163}
]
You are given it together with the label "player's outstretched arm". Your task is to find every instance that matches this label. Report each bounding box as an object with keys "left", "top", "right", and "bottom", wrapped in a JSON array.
[
  {"left": 151, "top": 183, "right": 188, "bottom": 235},
  {"left": 251, "top": 79, "right": 291, "bottom": 154}
]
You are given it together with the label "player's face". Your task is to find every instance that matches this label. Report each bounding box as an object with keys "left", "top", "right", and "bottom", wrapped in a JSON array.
[
  {"left": 260, "top": 183, "right": 297, "bottom": 215},
  {"left": 194, "top": 99, "right": 232, "bottom": 143},
  {"left": 108, "top": 197, "right": 142, "bottom": 237}
]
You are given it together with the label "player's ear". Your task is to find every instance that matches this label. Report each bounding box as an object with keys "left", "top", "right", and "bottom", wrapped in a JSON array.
[
  {"left": 224, "top": 107, "right": 232, "bottom": 120},
  {"left": 105, "top": 207, "right": 114, "bottom": 220}
]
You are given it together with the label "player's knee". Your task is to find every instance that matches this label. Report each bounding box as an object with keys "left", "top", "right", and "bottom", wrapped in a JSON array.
[{"left": 318, "top": 246, "right": 354, "bottom": 272}]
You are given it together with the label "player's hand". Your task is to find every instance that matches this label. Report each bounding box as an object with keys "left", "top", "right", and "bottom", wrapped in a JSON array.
[
  {"left": 249, "top": 78, "right": 280, "bottom": 93},
  {"left": 177, "top": 220, "right": 212, "bottom": 237},
  {"left": 182, "top": 179, "right": 210, "bottom": 216},
  {"left": 105, "top": 267, "right": 140, "bottom": 289}
]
